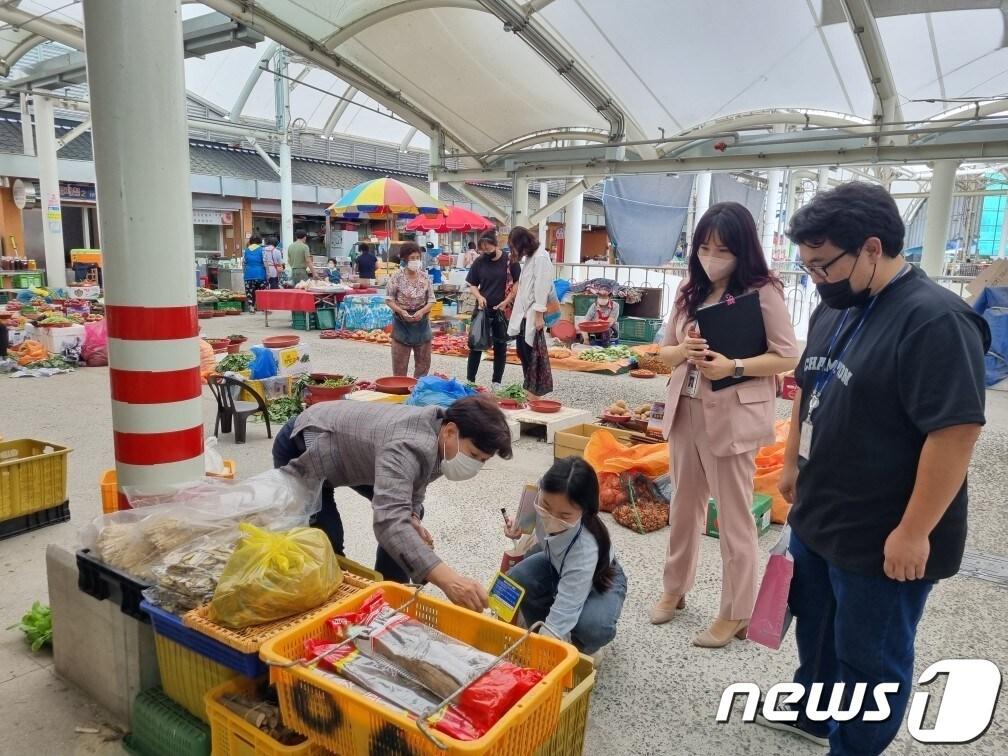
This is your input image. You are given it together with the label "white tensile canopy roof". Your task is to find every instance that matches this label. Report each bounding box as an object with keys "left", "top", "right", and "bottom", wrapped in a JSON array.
[{"left": 1, "top": 1, "right": 1007, "bottom": 168}]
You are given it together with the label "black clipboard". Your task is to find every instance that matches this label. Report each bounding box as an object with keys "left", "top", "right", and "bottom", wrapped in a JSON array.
[{"left": 695, "top": 290, "right": 767, "bottom": 391}]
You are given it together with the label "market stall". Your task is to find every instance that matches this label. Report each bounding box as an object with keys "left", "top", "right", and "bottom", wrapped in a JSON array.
[{"left": 254, "top": 285, "right": 376, "bottom": 328}]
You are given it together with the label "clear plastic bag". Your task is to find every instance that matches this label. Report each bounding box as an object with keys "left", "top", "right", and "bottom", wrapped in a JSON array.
[
  {"left": 79, "top": 469, "right": 323, "bottom": 585},
  {"left": 203, "top": 436, "right": 226, "bottom": 475},
  {"left": 209, "top": 524, "right": 343, "bottom": 629}
]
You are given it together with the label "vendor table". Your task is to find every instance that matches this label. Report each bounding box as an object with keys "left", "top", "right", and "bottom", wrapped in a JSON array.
[{"left": 255, "top": 287, "right": 377, "bottom": 326}]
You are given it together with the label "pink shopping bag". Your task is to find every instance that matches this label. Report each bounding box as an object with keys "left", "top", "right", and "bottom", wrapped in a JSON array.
[{"left": 747, "top": 527, "right": 794, "bottom": 650}]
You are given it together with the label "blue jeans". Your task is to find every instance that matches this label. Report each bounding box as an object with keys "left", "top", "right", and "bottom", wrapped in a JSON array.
[
  {"left": 272, "top": 417, "right": 411, "bottom": 583},
  {"left": 507, "top": 551, "right": 627, "bottom": 654},
  {"left": 788, "top": 532, "right": 933, "bottom": 756}
]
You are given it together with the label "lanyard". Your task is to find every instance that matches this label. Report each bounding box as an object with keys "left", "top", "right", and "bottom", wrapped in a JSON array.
[
  {"left": 548, "top": 522, "right": 583, "bottom": 583},
  {"left": 808, "top": 264, "right": 911, "bottom": 418}
]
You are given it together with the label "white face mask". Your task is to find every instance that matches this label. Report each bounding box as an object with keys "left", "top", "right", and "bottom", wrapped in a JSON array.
[
  {"left": 698, "top": 253, "right": 736, "bottom": 282},
  {"left": 407, "top": 259, "right": 423, "bottom": 271},
  {"left": 441, "top": 438, "right": 484, "bottom": 481},
  {"left": 534, "top": 502, "right": 580, "bottom": 535}
]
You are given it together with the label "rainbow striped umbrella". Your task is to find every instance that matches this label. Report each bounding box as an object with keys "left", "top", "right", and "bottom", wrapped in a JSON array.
[{"left": 327, "top": 177, "right": 446, "bottom": 218}]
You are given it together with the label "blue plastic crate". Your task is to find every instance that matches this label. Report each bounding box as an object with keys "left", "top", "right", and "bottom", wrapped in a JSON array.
[{"left": 140, "top": 600, "right": 265, "bottom": 677}]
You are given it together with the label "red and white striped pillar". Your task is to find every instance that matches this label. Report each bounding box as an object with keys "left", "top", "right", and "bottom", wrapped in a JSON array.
[{"left": 82, "top": 0, "right": 204, "bottom": 488}]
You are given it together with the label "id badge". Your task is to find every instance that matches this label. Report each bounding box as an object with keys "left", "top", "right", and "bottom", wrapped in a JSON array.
[
  {"left": 684, "top": 369, "right": 700, "bottom": 398},
  {"left": 799, "top": 421, "right": 813, "bottom": 461}
]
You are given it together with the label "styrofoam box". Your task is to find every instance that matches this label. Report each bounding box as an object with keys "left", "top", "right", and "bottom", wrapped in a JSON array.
[
  {"left": 40, "top": 323, "right": 86, "bottom": 359},
  {"left": 268, "top": 343, "right": 313, "bottom": 376}
]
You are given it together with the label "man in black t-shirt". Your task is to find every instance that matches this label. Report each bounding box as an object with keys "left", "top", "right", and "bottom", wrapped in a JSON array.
[
  {"left": 465, "top": 232, "right": 521, "bottom": 388},
  {"left": 355, "top": 243, "right": 378, "bottom": 282},
  {"left": 755, "top": 183, "right": 989, "bottom": 755}
]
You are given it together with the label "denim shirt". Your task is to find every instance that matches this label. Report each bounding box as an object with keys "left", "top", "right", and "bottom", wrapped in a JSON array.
[{"left": 534, "top": 519, "right": 612, "bottom": 640}]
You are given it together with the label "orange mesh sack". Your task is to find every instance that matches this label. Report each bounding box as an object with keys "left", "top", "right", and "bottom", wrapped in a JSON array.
[
  {"left": 753, "top": 439, "right": 789, "bottom": 524},
  {"left": 583, "top": 429, "right": 669, "bottom": 477}
]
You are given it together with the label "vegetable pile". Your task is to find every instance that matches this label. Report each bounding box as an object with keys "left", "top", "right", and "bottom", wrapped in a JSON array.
[
  {"left": 431, "top": 333, "right": 469, "bottom": 356},
  {"left": 217, "top": 352, "right": 254, "bottom": 373},
  {"left": 496, "top": 384, "right": 527, "bottom": 401},
  {"left": 8, "top": 602, "right": 52, "bottom": 652},
  {"left": 578, "top": 345, "right": 635, "bottom": 362}
]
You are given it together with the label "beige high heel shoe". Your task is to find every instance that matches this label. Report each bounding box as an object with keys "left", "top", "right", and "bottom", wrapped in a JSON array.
[
  {"left": 648, "top": 594, "right": 686, "bottom": 625},
  {"left": 693, "top": 618, "right": 749, "bottom": 648}
]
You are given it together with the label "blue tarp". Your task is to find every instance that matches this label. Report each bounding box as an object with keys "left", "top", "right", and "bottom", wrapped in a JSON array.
[{"left": 973, "top": 287, "right": 1008, "bottom": 386}]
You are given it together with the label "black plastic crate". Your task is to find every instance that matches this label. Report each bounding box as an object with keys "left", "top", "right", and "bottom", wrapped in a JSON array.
[
  {"left": 0, "top": 500, "right": 70, "bottom": 540},
  {"left": 76, "top": 548, "right": 151, "bottom": 623}
]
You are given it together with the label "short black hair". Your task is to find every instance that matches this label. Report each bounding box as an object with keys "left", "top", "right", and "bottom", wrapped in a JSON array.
[
  {"left": 248, "top": 234, "right": 263, "bottom": 245},
  {"left": 787, "top": 182, "right": 905, "bottom": 258},
  {"left": 467, "top": 241, "right": 476, "bottom": 250},
  {"left": 358, "top": 243, "right": 370, "bottom": 253},
  {"left": 295, "top": 230, "right": 308, "bottom": 240},
  {"left": 444, "top": 394, "right": 513, "bottom": 460}
]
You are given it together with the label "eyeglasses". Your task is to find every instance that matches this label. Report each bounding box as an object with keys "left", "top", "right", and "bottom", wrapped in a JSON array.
[{"left": 797, "top": 246, "right": 861, "bottom": 278}]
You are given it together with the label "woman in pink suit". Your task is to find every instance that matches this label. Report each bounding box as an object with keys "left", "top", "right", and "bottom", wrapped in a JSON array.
[{"left": 649, "top": 202, "right": 799, "bottom": 648}]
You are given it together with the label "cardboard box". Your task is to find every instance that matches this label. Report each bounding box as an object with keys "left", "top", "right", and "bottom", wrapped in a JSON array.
[
  {"left": 267, "top": 343, "right": 312, "bottom": 376},
  {"left": 553, "top": 422, "right": 653, "bottom": 460},
  {"left": 705, "top": 493, "right": 773, "bottom": 538}
]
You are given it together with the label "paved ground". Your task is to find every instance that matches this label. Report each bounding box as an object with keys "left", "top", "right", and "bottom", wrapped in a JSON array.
[{"left": 1, "top": 311, "right": 1005, "bottom": 755}]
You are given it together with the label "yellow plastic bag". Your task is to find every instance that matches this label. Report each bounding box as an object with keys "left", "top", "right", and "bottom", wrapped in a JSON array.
[
  {"left": 583, "top": 429, "right": 669, "bottom": 477},
  {"left": 209, "top": 524, "right": 342, "bottom": 629}
]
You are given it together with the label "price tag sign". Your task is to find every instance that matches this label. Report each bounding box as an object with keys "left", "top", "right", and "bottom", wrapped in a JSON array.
[
  {"left": 487, "top": 571, "right": 525, "bottom": 623},
  {"left": 279, "top": 348, "right": 299, "bottom": 369}
]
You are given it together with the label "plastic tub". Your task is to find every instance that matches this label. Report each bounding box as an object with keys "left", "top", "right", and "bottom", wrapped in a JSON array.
[
  {"left": 205, "top": 676, "right": 318, "bottom": 755},
  {"left": 76, "top": 548, "right": 151, "bottom": 622},
  {"left": 373, "top": 376, "right": 418, "bottom": 395},
  {"left": 0, "top": 438, "right": 71, "bottom": 523},
  {"left": 124, "top": 688, "right": 211, "bottom": 756}
]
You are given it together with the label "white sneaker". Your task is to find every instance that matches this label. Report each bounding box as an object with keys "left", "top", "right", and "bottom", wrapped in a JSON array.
[{"left": 491, "top": 382, "right": 503, "bottom": 394}]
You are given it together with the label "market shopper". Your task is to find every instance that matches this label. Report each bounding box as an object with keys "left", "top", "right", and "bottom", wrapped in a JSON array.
[
  {"left": 356, "top": 242, "right": 378, "bottom": 284},
  {"left": 504, "top": 456, "right": 627, "bottom": 655},
  {"left": 273, "top": 394, "right": 514, "bottom": 611},
  {"left": 650, "top": 202, "right": 799, "bottom": 647},
  {"left": 581, "top": 287, "right": 619, "bottom": 346},
  {"left": 761, "top": 183, "right": 989, "bottom": 755},
  {"left": 466, "top": 232, "right": 520, "bottom": 390},
  {"left": 386, "top": 242, "right": 435, "bottom": 378},
  {"left": 506, "top": 226, "right": 554, "bottom": 399},
  {"left": 287, "top": 230, "right": 313, "bottom": 284},
  {"left": 242, "top": 234, "right": 267, "bottom": 312},
  {"left": 264, "top": 237, "right": 285, "bottom": 289}
]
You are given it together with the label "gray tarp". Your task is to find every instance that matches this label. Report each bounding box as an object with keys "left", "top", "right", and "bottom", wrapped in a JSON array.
[
  {"left": 710, "top": 173, "right": 766, "bottom": 224},
  {"left": 602, "top": 174, "right": 694, "bottom": 266}
]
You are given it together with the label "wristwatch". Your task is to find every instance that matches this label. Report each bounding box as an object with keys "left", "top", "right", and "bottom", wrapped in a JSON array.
[{"left": 733, "top": 359, "right": 745, "bottom": 378}]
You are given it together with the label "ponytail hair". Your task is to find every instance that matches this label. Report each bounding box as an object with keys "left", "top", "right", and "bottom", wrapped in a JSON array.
[{"left": 540, "top": 456, "right": 615, "bottom": 592}]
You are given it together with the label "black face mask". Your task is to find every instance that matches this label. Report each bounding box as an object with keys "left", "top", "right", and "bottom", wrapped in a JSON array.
[{"left": 816, "top": 249, "right": 876, "bottom": 309}]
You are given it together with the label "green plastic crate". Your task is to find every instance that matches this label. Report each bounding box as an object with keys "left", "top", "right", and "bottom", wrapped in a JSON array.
[
  {"left": 573, "top": 294, "right": 623, "bottom": 317},
  {"left": 316, "top": 307, "right": 337, "bottom": 330},
  {"left": 12, "top": 271, "right": 44, "bottom": 289},
  {"left": 619, "top": 317, "right": 663, "bottom": 343},
  {"left": 291, "top": 311, "right": 319, "bottom": 331},
  {"left": 123, "top": 688, "right": 210, "bottom": 756},
  {"left": 214, "top": 300, "right": 243, "bottom": 311},
  {"left": 705, "top": 493, "right": 773, "bottom": 539}
]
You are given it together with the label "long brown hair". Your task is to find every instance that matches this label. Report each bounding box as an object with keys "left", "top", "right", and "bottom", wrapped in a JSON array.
[
  {"left": 676, "top": 202, "right": 777, "bottom": 319},
  {"left": 508, "top": 226, "right": 539, "bottom": 258}
]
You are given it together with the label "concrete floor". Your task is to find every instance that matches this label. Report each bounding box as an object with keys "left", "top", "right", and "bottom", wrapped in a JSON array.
[{"left": 1, "top": 311, "right": 1006, "bottom": 756}]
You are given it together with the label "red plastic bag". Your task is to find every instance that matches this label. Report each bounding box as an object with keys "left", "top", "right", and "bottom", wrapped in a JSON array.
[
  {"left": 598, "top": 472, "right": 627, "bottom": 513},
  {"left": 327, "top": 592, "right": 542, "bottom": 736},
  {"left": 81, "top": 318, "right": 108, "bottom": 367}
]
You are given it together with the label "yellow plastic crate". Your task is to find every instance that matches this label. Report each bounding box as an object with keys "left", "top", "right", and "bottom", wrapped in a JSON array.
[
  {"left": 535, "top": 655, "right": 596, "bottom": 756},
  {"left": 206, "top": 676, "right": 326, "bottom": 756},
  {"left": 0, "top": 439, "right": 71, "bottom": 522},
  {"left": 154, "top": 633, "right": 238, "bottom": 722},
  {"left": 100, "top": 461, "right": 235, "bottom": 513},
  {"left": 260, "top": 581, "right": 578, "bottom": 756}
]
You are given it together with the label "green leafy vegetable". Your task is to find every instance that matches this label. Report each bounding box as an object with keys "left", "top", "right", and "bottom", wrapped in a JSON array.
[
  {"left": 495, "top": 384, "right": 527, "bottom": 401},
  {"left": 217, "top": 352, "right": 254, "bottom": 373},
  {"left": 320, "top": 376, "right": 355, "bottom": 388},
  {"left": 578, "top": 345, "right": 634, "bottom": 362},
  {"left": 7, "top": 602, "right": 52, "bottom": 652},
  {"left": 266, "top": 395, "right": 303, "bottom": 423}
]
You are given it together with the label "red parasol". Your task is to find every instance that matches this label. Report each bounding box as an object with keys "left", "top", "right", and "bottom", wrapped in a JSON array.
[{"left": 406, "top": 205, "right": 495, "bottom": 233}]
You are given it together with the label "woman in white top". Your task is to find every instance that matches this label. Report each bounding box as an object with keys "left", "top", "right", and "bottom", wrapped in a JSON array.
[{"left": 506, "top": 226, "right": 554, "bottom": 398}]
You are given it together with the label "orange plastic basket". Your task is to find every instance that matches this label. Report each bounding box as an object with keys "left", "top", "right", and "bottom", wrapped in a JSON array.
[
  {"left": 100, "top": 461, "right": 236, "bottom": 513},
  {"left": 259, "top": 582, "right": 578, "bottom": 756}
]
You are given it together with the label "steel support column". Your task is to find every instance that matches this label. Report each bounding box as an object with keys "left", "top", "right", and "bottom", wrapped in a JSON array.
[
  {"left": 762, "top": 168, "right": 783, "bottom": 264},
  {"left": 19, "top": 93, "right": 34, "bottom": 156},
  {"left": 922, "top": 160, "right": 958, "bottom": 276},
  {"left": 512, "top": 177, "right": 530, "bottom": 228},
  {"left": 82, "top": 0, "right": 204, "bottom": 488},
  {"left": 563, "top": 181, "right": 584, "bottom": 263},
  {"left": 999, "top": 194, "right": 1008, "bottom": 260},
  {"left": 538, "top": 181, "right": 549, "bottom": 244},
  {"left": 274, "top": 48, "right": 294, "bottom": 252},
  {"left": 32, "top": 95, "right": 68, "bottom": 289}
]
